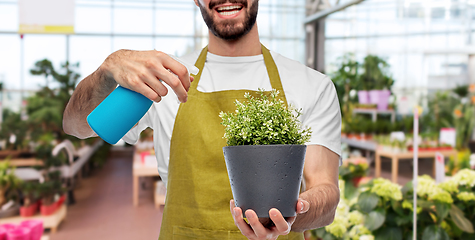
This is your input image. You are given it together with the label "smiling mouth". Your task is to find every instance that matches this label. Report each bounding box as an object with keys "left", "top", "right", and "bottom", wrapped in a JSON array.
[{"left": 216, "top": 5, "right": 243, "bottom": 16}]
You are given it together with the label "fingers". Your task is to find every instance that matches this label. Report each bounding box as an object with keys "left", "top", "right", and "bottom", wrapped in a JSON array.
[
  {"left": 156, "top": 52, "right": 192, "bottom": 103},
  {"left": 246, "top": 210, "right": 272, "bottom": 239},
  {"left": 230, "top": 199, "right": 294, "bottom": 240},
  {"left": 269, "top": 209, "right": 293, "bottom": 235},
  {"left": 230, "top": 200, "right": 257, "bottom": 238},
  {"left": 105, "top": 50, "right": 193, "bottom": 103},
  {"left": 297, "top": 198, "right": 310, "bottom": 214}
]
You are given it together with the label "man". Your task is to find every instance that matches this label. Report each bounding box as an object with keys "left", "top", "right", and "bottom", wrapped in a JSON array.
[{"left": 63, "top": 0, "right": 341, "bottom": 239}]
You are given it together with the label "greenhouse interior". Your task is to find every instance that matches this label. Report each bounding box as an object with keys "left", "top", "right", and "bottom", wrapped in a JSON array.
[{"left": 0, "top": 0, "right": 475, "bottom": 239}]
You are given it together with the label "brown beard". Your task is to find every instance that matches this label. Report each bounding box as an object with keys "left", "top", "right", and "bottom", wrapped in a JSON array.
[{"left": 198, "top": 0, "right": 258, "bottom": 40}]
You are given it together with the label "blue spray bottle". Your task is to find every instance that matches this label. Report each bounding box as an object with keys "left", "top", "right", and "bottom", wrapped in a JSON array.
[{"left": 87, "top": 55, "right": 199, "bottom": 144}]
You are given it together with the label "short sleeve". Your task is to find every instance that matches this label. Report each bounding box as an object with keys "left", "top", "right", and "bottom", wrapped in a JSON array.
[
  {"left": 122, "top": 107, "right": 154, "bottom": 145},
  {"left": 303, "top": 76, "right": 342, "bottom": 159}
]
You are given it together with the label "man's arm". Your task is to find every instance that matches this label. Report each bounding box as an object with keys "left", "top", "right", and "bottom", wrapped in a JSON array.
[
  {"left": 292, "top": 144, "right": 340, "bottom": 231},
  {"left": 63, "top": 49, "right": 193, "bottom": 139}
]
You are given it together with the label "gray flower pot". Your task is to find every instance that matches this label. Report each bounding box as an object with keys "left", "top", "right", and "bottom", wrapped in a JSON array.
[{"left": 223, "top": 144, "right": 306, "bottom": 219}]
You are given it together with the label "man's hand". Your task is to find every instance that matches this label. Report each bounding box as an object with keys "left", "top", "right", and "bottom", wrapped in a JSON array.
[
  {"left": 100, "top": 49, "right": 194, "bottom": 103},
  {"left": 230, "top": 199, "right": 310, "bottom": 240}
]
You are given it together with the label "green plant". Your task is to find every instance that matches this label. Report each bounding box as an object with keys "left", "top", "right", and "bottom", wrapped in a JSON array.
[
  {"left": 28, "top": 59, "right": 81, "bottom": 143},
  {"left": 309, "top": 171, "right": 475, "bottom": 240},
  {"left": 0, "top": 161, "right": 21, "bottom": 206},
  {"left": 453, "top": 85, "right": 470, "bottom": 98},
  {"left": 20, "top": 181, "right": 39, "bottom": 207},
  {"left": 219, "top": 89, "right": 311, "bottom": 146},
  {"left": 0, "top": 109, "right": 29, "bottom": 150},
  {"left": 330, "top": 54, "right": 360, "bottom": 115},
  {"left": 439, "top": 169, "right": 475, "bottom": 239},
  {"left": 446, "top": 149, "right": 472, "bottom": 177},
  {"left": 340, "top": 158, "right": 369, "bottom": 182},
  {"left": 453, "top": 103, "right": 475, "bottom": 150},
  {"left": 359, "top": 55, "right": 394, "bottom": 90}
]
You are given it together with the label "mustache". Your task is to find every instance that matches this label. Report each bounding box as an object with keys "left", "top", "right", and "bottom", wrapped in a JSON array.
[{"left": 209, "top": 0, "right": 248, "bottom": 9}]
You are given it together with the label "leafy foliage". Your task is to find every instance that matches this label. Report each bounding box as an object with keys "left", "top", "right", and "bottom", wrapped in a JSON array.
[
  {"left": 220, "top": 89, "right": 311, "bottom": 146},
  {"left": 359, "top": 55, "right": 394, "bottom": 90},
  {"left": 27, "top": 59, "right": 81, "bottom": 142},
  {"left": 309, "top": 171, "right": 475, "bottom": 240},
  {"left": 0, "top": 109, "right": 28, "bottom": 150},
  {"left": 0, "top": 161, "right": 21, "bottom": 206}
]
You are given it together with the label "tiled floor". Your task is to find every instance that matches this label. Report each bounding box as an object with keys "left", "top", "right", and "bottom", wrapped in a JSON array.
[
  {"left": 48, "top": 147, "right": 163, "bottom": 240},
  {"left": 45, "top": 146, "right": 435, "bottom": 240}
]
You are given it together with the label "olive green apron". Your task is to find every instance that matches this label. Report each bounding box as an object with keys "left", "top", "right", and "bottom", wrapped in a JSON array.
[{"left": 159, "top": 45, "right": 304, "bottom": 240}]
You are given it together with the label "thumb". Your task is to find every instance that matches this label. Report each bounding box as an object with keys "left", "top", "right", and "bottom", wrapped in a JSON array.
[{"left": 297, "top": 198, "right": 310, "bottom": 214}]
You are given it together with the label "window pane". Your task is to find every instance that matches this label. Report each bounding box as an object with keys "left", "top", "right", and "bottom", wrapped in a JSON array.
[
  {"left": 0, "top": 4, "right": 17, "bottom": 31},
  {"left": 0, "top": 35, "right": 21, "bottom": 90},
  {"left": 113, "top": 8, "right": 153, "bottom": 34},
  {"left": 69, "top": 35, "right": 112, "bottom": 82},
  {"left": 155, "top": 8, "right": 195, "bottom": 36},
  {"left": 24, "top": 35, "right": 67, "bottom": 90},
  {"left": 155, "top": 37, "right": 197, "bottom": 57},
  {"left": 75, "top": 5, "right": 111, "bottom": 33},
  {"left": 112, "top": 37, "right": 153, "bottom": 51}
]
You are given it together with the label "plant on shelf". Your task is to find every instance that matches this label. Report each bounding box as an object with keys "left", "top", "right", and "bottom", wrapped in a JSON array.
[
  {"left": 359, "top": 55, "right": 394, "bottom": 91},
  {"left": 446, "top": 149, "right": 472, "bottom": 176},
  {"left": 34, "top": 134, "right": 68, "bottom": 215},
  {"left": 339, "top": 158, "right": 369, "bottom": 189},
  {"left": 453, "top": 100, "right": 475, "bottom": 151},
  {"left": 359, "top": 55, "right": 394, "bottom": 111},
  {"left": 19, "top": 181, "right": 40, "bottom": 217},
  {"left": 0, "top": 109, "right": 29, "bottom": 153},
  {"left": 330, "top": 54, "right": 360, "bottom": 115},
  {"left": 0, "top": 161, "right": 21, "bottom": 207},
  {"left": 421, "top": 91, "right": 458, "bottom": 135},
  {"left": 28, "top": 59, "right": 82, "bottom": 144}
]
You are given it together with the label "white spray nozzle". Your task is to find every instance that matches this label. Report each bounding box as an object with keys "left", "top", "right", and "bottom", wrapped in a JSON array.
[{"left": 168, "top": 54, "right": 200, "bottom": 76}]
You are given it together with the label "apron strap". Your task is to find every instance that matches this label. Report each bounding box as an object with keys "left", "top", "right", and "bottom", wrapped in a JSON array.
[
  {"left": 261, "top": 44, "right": 287, "bottom": 107},
  {"left": 189, "top": 44, "right": 288, "bottom": 107}
]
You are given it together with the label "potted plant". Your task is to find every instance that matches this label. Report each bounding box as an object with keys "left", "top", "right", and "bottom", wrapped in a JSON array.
[
  {"left": 0, "top": 161, "right": 21, "bottom": 218},
  {"left": 339, "top": 158, "right": 369, "bottom": 187},
  {"left": 19, "top": 181, "right": 40, "bottom": 217},
  {"left": 38, "top": 181, "right": 58, "bottom": 215},
  {"left": 220, "top": 89, "right": 311, "bottom": 225},
  {"left": 359, "top": 55, "right": 394, "bottom": 111}
]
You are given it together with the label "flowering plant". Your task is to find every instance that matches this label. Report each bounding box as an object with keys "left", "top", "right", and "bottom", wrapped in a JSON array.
[
  {"left": 439, "top": 169, "right": 475, "bottom": 239},
  {"left": 310, "top": 180, "right": 375, "bottom": 240},
  {"left": 309, "top": 171, "right": 475, "bottom": 240},
  {"left": 339, "top": 158, "right": 369, "bottom": 184},
  {"left": 219, "top": 89, "right": 311, "bottom": 146}
]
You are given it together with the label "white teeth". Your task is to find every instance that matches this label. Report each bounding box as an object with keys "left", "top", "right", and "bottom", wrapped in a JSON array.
[
  {"left": 220, "top": 10, "right": 240, "bottom": 16},
  {"left": 217, "top": 5, "right": 241, "bottom": 11}
]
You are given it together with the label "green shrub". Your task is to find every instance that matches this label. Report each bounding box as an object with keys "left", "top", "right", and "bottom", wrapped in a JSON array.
[{"left": 219, "top": 89, "right": 311, "bottom": 146}]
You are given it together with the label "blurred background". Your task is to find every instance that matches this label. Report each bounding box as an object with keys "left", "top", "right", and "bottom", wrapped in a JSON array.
[{"left": 0, "top": 0, "right": 474, "bottom": 239}]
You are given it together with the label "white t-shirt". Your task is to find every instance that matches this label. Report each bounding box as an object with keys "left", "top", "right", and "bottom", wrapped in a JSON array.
[{"left": 123, "top": 49, "right": 342, "bottom": 185}]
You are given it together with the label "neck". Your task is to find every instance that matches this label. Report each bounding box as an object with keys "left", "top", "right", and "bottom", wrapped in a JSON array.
[{"left": 207, "top": 24, "right": 261, "bottom": 57}]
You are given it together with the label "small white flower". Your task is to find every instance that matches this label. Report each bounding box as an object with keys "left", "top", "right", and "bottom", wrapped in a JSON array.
[{"left": 360, "top": 235, "right": 375, "bottom": 240}]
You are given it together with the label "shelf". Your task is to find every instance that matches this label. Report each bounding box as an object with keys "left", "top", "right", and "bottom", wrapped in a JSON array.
[
  {"left": 341, "top": 137, "right": 377, "bottom": 151},
  {"left": 353, "top": 108, "right": 395, "bottom": 122},
  {"left": 0, "top": 205, "right": 67, "bottom": 233}
]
